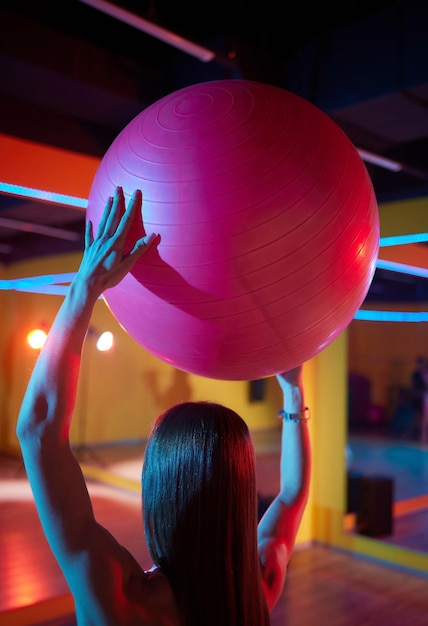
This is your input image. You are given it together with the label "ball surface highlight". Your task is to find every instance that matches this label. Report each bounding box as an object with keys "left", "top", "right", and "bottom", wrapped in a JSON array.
[{"left": 86, "top": 79, "right": 379, "bottom": 380}]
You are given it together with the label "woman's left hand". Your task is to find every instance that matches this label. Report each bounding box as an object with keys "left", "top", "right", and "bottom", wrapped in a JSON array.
[{"left": 77, "top": 187, "right": 158, "bottom": 297}]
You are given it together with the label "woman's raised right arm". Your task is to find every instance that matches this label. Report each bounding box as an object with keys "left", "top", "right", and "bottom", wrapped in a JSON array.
[{"left": 257, "top": 364, "right": 312, "bottom": 610}]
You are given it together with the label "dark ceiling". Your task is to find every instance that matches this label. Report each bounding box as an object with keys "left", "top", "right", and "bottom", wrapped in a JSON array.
[{"left": 1, "top": 0, "right": 428, "bottom": 303}]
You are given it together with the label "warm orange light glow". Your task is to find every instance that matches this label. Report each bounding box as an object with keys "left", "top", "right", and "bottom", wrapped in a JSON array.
[
  {"left": 27, "top": 328, "right": 47, "bottom": 349},
  {"left": 96, "top": 331, "right": 113, "bottom": 352}
]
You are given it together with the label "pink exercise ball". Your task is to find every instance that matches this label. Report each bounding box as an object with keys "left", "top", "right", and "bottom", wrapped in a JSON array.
[{"left": 86, "top": 79, "right": 379, "bottom": 381}]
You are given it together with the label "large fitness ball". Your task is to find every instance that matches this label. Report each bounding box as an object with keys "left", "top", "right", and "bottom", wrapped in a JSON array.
[{"left": 86, "top": 79, "right": 379, "bottom": 381}]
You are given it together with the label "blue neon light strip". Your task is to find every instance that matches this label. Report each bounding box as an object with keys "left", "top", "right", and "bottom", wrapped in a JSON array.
[
  {"left": 1, "top": 181, "right": 427, "bottom": 320},
  {"left": 355, "top": 310, "right": 428, "bottom": 322},
  {"left": 0, "top": 273, "right": 106, "bottom": 298},
  {"left": 0, "top": 182, "right": 87, "bottom": 209},
  {"left": 1, "top": 181, "right": 425, "bottom": 243},
  {"left": 376, "top": 259, "right": 428, "bottom": 278},
  {"left": 0, "top": 273, "right": 77, "bottom": 295},
  {"left": 379, "top": 233, "right": 428, "bottom": 246},
  {"left": 2, "top": 275, "right": 426, "bottom": 321},
  {"left": 10, "top": 284, "right": 71, "bottom": 296}
]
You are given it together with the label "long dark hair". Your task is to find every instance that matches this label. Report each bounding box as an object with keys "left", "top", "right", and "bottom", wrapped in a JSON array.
[{"left": 142, "top": 401, "right": 270, "bottom": 626}]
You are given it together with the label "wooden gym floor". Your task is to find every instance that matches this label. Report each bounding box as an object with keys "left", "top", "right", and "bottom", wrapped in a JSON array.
[{"left": 1, "top": 432, "right": 428, "bottom": 626}]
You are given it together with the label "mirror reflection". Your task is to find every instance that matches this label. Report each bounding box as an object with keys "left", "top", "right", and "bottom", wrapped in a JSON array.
[{"left": 346, "top": 310, "right": 428, "bottom": 554}]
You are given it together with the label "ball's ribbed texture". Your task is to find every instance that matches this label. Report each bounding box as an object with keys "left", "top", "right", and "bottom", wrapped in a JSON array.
[{"left": 87, "top": 79, "right": 379, "bottom": 380}]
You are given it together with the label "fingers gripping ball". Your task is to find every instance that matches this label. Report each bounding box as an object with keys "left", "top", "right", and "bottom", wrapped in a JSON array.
[{"left": 86, "top": 79, "right": 379, "bottom": 381}]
